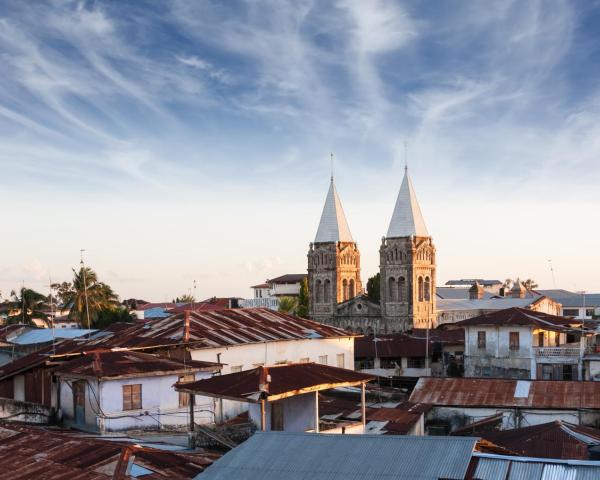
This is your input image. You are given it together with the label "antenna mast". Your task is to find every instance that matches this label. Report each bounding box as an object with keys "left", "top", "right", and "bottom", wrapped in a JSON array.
[
  {"left": 547, "top": 259, "right": 557, "bottom": 289},
  {"left": 330, "top": 153, "right": 334, "bottom": 181}
]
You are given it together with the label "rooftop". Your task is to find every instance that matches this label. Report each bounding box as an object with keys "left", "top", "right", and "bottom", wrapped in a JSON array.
[
  {"left": 9, "top": 328, "right": 96, "bottom": 345},
  {"left": 314, "top": 179, "right": 354, "bottom": 243},
  {"left": 267, "top": 273, "right": 307, "bottom": 284},
  {"left": 176, "top": 363, "right": 374, "bottom": 402},
  {"left": 410, "top": 378, "right": 600, "bottom": 409},
  {"left": 54, "top": 350, "right": 220, "bottom": 379},
  {"left": 445, "top": 279, "right": 503, "bottom": 287},
  {"left": 437, "top": 286, "right": 495, "bottom": 300},
  {"left": 386, "top": 170, "right": 429, "bottom": 238},
  {"left": 436, "top": 297, "right": 544, "bottom": 312},
  {"left": 468, "top": 452, "right": 600, "bottom": 480},
  {"left": 452, "top": 307, "right": 580, "bottom": 331},
  {"left": 355, "top": 328, "right": 464, "bottom": 358},
  {"left": 0, "top": 422, "right": 218, "bottom": 479},
  {"left": 199, "top": 431, "right": 477, "bottom": 480},
  {"left": 480, "top": 421, "right": 600, "bottom": 460}
]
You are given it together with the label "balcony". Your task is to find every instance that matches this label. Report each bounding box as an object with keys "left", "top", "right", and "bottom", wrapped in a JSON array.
[{"left": 535, "top": 346, "right": 580, "bottom": 358}]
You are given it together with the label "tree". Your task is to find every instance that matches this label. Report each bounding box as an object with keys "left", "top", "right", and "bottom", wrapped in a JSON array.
[
  {"left": 366, "top": 273, "right": 380, "bottom": 303},
  {"left": 66, "top": 266, "right": 120, "bottom": 328},
  {"left": 502, "top": 278, "right": 513, "bottom": 290},
  {"left": 278, "top": 296, "right": 299, "bottom": 315},
  {"left": 50, "top": 281, "right": 74, "bottom": 307},
  {"left": 178, "top": 293, "right": 195, "bottom": 304},
  {"left": 296, "top": 278, "right": 309, "bottom": 318},
  {"left": 523, "top": 278, "right": 538, "bottom": 290},
  {"left": 94, "top": 307, "right": 134, "bottom": 329},
  {"left": 7, "top": 287, "right": 49, "bottom": 325}
]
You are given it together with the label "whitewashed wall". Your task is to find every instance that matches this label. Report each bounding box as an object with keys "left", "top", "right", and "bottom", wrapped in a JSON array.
[
  {"left": 59, "top": 371, "right": 214, "bottom": 432},
  {"left": 191, "top": 337, "right": 355, "bottom": 375},
  {"left": 248, "top": 393, "right": 316, "bottom": 432}
]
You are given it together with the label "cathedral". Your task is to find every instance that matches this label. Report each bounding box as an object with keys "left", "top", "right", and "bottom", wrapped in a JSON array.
[{"left": 307, "top": 168, "right": 436, "bottom": 334}]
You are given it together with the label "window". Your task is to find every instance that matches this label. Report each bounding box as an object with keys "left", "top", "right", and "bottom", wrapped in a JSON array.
[
  {"left": 318, "top": 355, "right": 328, "bottom": 365},
  {"left": 178, "top": 374, "right": 195, "bottom": 407},
  {"left": 299, "top": 358, "right": 309, "bottom": 363},
  {"left": 555, "top": 332, "right": 560, "bottom": 347},
  {"left": 418, "top": 277, "right": 424, "bottom": 302},
  {"left": 407, "top": 357, "right": 425, "bottom": 369},
  {"left": 342, "top": 279, "right": 348, "bottom": 301},
  {"left": 424, "top": 277, "right": 431, "bottom": 301},
  {"left": 123, "top": 384, "right": 142, "bottom": 411},
  {"left": 388, "top": 277, "right": 396, "bottom": 302},
  {"left": 356, "top": 358, "right": 374, "bottom": 369},
  {"left": 316, "top": 280, "right": 323, "bottom": 303},
  {"left": 349, "top": 279, "right": 355, "bottom": 299},
  {"left": 563, "top": 309, "right": 579, "bottom": 317},
  {"left": 538, "top": 331, "right": 545, "bottom": 347},
  {"left": 336, "top": 353, "right": 345, "bottom": 368},
  {"left": 586, "top": 309, "right": 595, "bottom": 317},
  {"left": 380, "top": 357, "right": 402, "bottom": 369},
  {"left": 398, "top": 277, "right": 405, "bottom": 302},
  {"left": 324, "top": 279, "right": 331, "bottom": 303},
  {"left": 477, "top": 331, "right": 486, "bottom": 349},
  {"left": 509, "top": 332, "right": 520, "bottom": 351},
  {"left": 230, "top": 365, "right": 242, "bottom": 373}
]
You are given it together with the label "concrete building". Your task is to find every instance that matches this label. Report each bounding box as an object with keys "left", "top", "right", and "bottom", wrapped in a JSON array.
[
  {"left": 410, "top": 377, "right": 600, "bottom": 431},
  {"left": 452, "top": 307, "right": 584, "bottom": 380},
  {"left": 55, "top": 350, "right": 220, "bottom": 433},
  {"left": 242, "top": 274, "right": 308, "bottom": 309}
]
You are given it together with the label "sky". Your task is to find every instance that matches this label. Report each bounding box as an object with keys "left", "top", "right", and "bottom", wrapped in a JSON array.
[{"left": 1, "top": 0, "right": 599, "bottom": 302}]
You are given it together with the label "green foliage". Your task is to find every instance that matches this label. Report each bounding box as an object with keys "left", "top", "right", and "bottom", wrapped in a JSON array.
[
  {"left": 296, "top": 278, "right": 309, "bottom": 318},
  {"left": 7, "top": 287, "right": 49, "bottom": 325},
  {"left": 366, "top": 273, "right": 380, "bottom": 303},
  {"left": 50, "top": 281, "right": 74, "bottom": 307},
  {"left": 178, "top": 293, "right": 195, "bottom": 304},
  {"left": 66, "top": 266, "right": 120, "bottom": 328},
  {"left": 278, "top": 296, "right": 299, "bottom": 315},
  {"left": 93, "top": 307, "right": 134, "bottom": 329},
  {"left": 523, "top": 278, "right": 538, "bottom": 289}
]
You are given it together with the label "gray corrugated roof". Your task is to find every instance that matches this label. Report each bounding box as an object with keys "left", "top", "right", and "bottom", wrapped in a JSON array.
[
  {"left": 314, "top": 179, "right": 353, "bottom": 243},
  {"left": 11, "top": 328, "right": 96, "bottom": 345},
  {"left": 386, "top": 170, "right": 429, "bottom": 238},
  {"left": 198, "top": 432, "right": 477, "bottom": 480},
  {"left": 473, "top": 453, "right": 600, "bottom": 480},
  {"left": 436, "top": 287, "right": 495, "bottom": 300},
  {"left": 437, "top": 297, "right": 538, "bottom": 312}
]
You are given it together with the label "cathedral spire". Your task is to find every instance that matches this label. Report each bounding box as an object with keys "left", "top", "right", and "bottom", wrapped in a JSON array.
[
  {"left": 386, "top": 169, "right": 429, "bottom": 238},
  {"left": 314, "top": 178, "right": 354, "bottom": 243}
]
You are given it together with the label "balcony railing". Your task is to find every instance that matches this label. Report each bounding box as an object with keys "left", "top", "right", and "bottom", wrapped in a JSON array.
[{"left": 535, "top": 346, "right": 580, "bottom": 357}]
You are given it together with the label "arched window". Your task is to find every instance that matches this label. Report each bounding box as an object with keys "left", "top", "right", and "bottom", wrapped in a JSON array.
[
  {"left": 342, "top": 279, "right": 348, "bottom": 301},
  {"left": 324, "top": 279, "right": 331, "bottom": 303},
  {"left": 398, "top": 277, "right": 405, "bottom": 302},
  {"left": 388, "top": 277, "right": 397, "bottom": 302},
  {"left": 418, "top": 276, "right": 424, "bottom": 302},
  {"left": 316, "top": 280, "right": 323, "bottom": 303},
  {"left": 349, "top": 279, "right": 355, "bottom": 298},
  {"left": 424, "top": 276, "right": 431, "bottom": 301}
]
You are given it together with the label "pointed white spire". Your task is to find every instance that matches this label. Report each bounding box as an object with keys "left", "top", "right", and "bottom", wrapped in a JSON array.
[
  {"left": 386, "top": 169, "right": 429, "bottom": 238},
  {"left": 314, "top": 179, "right": 354, "bottom": 243}
]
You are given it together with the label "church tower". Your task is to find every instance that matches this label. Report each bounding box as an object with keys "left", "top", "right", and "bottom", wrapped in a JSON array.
[
  {"left": 308, "top": 178, "right": 362, "bottom": 323},
  {"left": 380, "top": 169, "right": 435, "bottom": 332}
]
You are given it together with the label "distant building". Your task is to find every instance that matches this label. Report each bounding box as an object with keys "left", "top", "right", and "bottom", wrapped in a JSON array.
[
  {"left": 451, "top": 307, "right": 584, "bottom": 380},
  {"left": 444, "top": 279, "right": 503, "bottom": 295},
  {"left": 536, "top": 290, "right": 600, "bottom": 320},
  {"left": 242, "top": 274, "right": 307, "bottom": 310},
  {"left": 410, "top": 377, "right": 600, "bottom": 431}
]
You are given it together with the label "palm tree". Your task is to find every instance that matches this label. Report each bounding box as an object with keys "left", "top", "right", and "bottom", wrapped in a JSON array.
[
  {"left": 66, "top": 267, "right": 119, "bottom": 328},
  {"left": 278, "top": 296, "right": 299, "bottom": 315},
  {"left": 523, "top": 278, "right": 539, "bottom": 290},
  {"left": 7, "top": 287, "right": 49, "bottom": 325}
]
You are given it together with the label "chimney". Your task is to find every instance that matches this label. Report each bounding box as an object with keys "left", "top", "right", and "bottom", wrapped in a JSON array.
[
  {"left": 183, "top": 310, "right": 190, "bottom": 343},
  {"left": 469, "top": 281, "right": 484, "bottom": 300},
  {"left": 511, "top": 279, "right": 526, "bottom": 299}
]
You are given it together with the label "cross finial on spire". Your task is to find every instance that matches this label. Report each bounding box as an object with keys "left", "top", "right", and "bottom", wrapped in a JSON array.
[
  {"left": 404, "top": 141, "right": 408, "bottom": 173},
  {"left": 330, "top": 152, "right": 334, "bottom": 182}
]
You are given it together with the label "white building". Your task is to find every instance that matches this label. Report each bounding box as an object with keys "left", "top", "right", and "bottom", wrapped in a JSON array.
[
  {"left": 452, "top": 307, "right": 584, "bottom": 380},
  {"left": 55, "top": 350, "right": 220, "bottom": 433},
  {"left": 242, "top": 274, "right": 308, "bottom": 309}
]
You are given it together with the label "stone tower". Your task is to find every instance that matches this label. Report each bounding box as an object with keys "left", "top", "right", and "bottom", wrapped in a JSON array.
[
  {"left": 380, "top": 169, "right": 436, "bottom": 332},
  {"left": 308, "top": 178, "right": 362, "bottom": 323}
]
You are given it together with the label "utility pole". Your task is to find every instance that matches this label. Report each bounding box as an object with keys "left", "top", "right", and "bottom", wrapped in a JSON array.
[
  {"left": 579, "top": 290, "right": 586, "bottom": 381},
  {"left": 80, "top": 249, "right": 91, "bottom": 332}
]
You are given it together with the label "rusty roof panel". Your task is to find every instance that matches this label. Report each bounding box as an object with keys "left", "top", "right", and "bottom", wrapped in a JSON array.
[
  {"left": 176, "top": 363, "right": 374, "bottom": 401},
  {"left": 54, "top": 350, "right": 220, "bottom": 379},
  {"left": 0, "top": 423, "right": 218, "bottom": 479},
  {"left": 410, "top": 378, "right": 600, "bottom": 409},
  {"left": 453, "top": 307, "right": 580, "bottom": 330}
]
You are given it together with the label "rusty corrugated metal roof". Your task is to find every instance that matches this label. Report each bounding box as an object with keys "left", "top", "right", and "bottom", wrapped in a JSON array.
[
  {"left": 355, "top": 328, "right": 464, "bottom": 358},
  {"left": 410, "top": 378, "right": 600, "bottom": 409},
  {"left": 176, "top": 363, "right": 374, "bottom": 402},
  {"left": 54, "top": 350, "right": 220, "bottom": 379},
  {"left": 453, "top": 307, "right": 580, "bottom": 330},
  {"left": 0, "top": 423, "right": 218, "bottom": 479}
]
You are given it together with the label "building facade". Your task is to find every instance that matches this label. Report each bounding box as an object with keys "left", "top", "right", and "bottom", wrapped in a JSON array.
[{"left": 308, "top": 169, "right": 435, "bottom": 333}]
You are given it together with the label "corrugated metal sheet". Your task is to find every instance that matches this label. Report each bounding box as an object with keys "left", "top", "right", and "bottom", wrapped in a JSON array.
[
  {"left": 473, "top": 457, "right": 509, "bottom": 479},
  {"left": 0, "top": 422, "right": 218, "bottom": 479},
  {"left": 471, "top": 454, "right": 600, "bottom": 480},
  {"left": 12, "top": 328, "right": 96, "bottom": 345},
  {"left": 199, "top": 432, "right": 477, "bottom": 479},
  {"left": 409, "top": 378, "right": 600, "bottom": 409}
]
